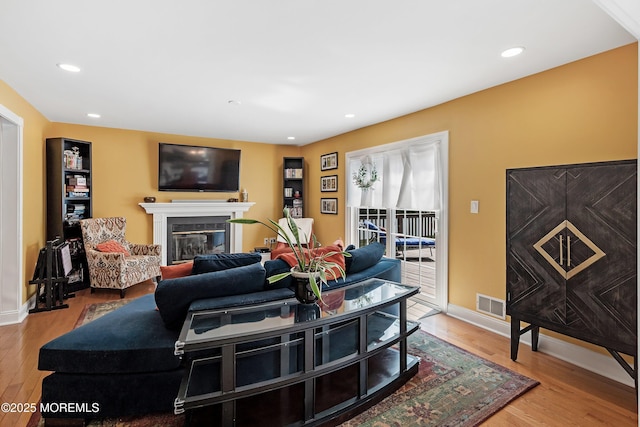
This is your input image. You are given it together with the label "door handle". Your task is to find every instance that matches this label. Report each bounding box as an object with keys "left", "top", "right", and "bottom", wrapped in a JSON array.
[
  {"left": 559, "top": 235, "right": 563, "bottom": 266},
  {"left": 567, "top": 236, "right": 571, "bottom": 267}
]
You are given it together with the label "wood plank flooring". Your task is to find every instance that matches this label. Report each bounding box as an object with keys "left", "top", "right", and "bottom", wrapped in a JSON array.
[{"left": 0, "top": 281, "right": 636, "bottom": 426}]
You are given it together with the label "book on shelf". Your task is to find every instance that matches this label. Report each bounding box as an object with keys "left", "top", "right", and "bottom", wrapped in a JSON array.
[
  {"left": 284, "top": 168, "right": 303, "bottom": 179},
  {"left": 67, "top": 176, "right": 87, "bottom": 187},
  {"left": 68, "top": 192, "right": 90, "bottom": 198}
]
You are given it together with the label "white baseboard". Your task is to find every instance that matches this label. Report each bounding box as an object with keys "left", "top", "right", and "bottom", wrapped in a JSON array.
[
  {"left": 0, "top": 294, "right": 32, "bottom": 326},
  {"left": 446, "top": 304, "right": 635, "bottom": 388}
]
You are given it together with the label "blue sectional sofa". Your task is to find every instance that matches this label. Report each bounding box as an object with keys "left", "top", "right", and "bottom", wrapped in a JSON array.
[{"left": 38, "top": 243, "right": 400, "bottom": 421}]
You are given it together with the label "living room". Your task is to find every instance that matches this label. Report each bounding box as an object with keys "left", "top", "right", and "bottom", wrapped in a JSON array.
[{"left": 0, "top": 1, "right": 639, "bottom": 426}]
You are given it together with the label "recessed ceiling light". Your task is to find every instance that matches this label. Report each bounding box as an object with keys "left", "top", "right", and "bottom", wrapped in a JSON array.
[
  {"left": 87, "top": 113, "right": 101, "bottom": 118},
  {"left": 287, "top": 136, "right": 296, "bottom": 140},
  {"left": 501, "top": 47, "right": 525, "bottom": 58},
  {"left": 345, "top": 113, "right": 355, "bottom": 118},
  {"left": 57, "top": 63, "right": 81, "bottom": 72},
  {"left": 228, "top": 100, "right": 241, "bottom": 105}
]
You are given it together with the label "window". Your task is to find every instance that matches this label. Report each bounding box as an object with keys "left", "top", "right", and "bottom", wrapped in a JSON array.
[{"left": 346, "top": 131, "right": 448, "bottom": 309}]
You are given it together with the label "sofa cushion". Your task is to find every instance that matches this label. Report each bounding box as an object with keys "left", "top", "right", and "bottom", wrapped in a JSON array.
[
  {"left": 38, "top": 294, "right": 180, "bottom": 374},
  {"left": 345, "top": 242, "right": 385, "bottom": 273},
  {"left": 160, "top": 261, "right": 193, "bottom": 279},
  {"left": 155, "top": 262, "right": 266, "bottom": 328},
  {"left": 191, "top": 252, "right": 261, "bottom": 275},
  {"left": 263, "top": 258, "right": 295, "bottom": 289}
]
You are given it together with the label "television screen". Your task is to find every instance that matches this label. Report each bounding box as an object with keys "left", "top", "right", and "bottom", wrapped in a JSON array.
[{"left": 158, "top": 143, "right": 241, "bottom": 192}]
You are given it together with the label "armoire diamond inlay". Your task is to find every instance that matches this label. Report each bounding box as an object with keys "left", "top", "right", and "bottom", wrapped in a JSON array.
[{"left": 532, "top": 220, "right": 606, "bottom": 279}]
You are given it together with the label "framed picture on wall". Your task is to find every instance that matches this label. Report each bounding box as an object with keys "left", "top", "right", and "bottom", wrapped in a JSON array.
[
  {"left": 320, "top": 198, "right": 338, "bottom": 214},
  {"left": 321, "top": 175, "right": 338, "bottom": 192},
  {"left": 320, "top": 152, "right": 338, "bottom": 171}
]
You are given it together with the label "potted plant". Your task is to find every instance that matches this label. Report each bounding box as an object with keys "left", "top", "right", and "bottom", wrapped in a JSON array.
[{"left": 228, "top": 207, "right": 349, "bottom": 303}]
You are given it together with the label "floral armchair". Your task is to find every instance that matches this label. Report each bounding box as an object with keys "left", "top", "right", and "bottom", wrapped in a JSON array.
[{"left": 80, "top": 217, "right": 161, "bottom": 298}]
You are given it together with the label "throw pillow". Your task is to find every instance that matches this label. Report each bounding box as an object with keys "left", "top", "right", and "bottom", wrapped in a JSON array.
[
  {"left": 160, "top": 261, "right": 193, "bottom": 279},
  {"left": 155, "top": 262, "right": 266, "bottom": 328},
  {"left": 192, "top": 252, "right": 262, "bottom": 275},
  {"left": 95, "top": 240, "right": 130, "bottom": 256},
  {"left": 345, "top": 242, "right": 385, "bottom": 273}
]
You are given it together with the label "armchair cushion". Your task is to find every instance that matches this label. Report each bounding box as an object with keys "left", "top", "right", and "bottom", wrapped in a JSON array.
[
  {"left": 95, "top": 240, "right": 130, "bottom": 256},
  {"left": 155, "top": 262, "right": 266, "bottom": 328}
]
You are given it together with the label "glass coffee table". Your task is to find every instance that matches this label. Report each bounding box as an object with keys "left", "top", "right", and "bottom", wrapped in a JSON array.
[{"left": 174, "top": 278, "right": 420, "bottom": 426}]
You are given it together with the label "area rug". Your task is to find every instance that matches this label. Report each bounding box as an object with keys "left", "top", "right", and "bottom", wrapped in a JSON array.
[{"left": 30, "top": 301, "right": 539, "bottom": 427}]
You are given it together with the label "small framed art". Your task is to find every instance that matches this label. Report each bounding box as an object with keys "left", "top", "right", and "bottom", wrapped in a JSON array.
[
  {"left": 320, "top": 152, "right": 338, "bottom": 171},
  {"left": 320, "top": 198, "right": 338, "bottom": 214},
  {"left": 321, "top": 175, "right": 338, "bottom": 192}
]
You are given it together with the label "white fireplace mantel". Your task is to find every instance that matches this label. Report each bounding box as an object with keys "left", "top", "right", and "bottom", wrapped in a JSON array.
[{"left": 139, "top": 202, "right": 255, "bottom": 265}]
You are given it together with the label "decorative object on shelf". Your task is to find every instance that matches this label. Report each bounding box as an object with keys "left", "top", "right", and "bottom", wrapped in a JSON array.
[
  {"left": 353, "top": 162, "right": 379, "bottom": 190},
  {"left": 143, "top": 196, "right": 156, "bottom": 203},
  {"left": 321, "top": 175, "right": 338, "bottom": 192},
  {"left": 320, "top": 152, "right": 338, "bottom": 171},
  {"left": 241, "top": 189, "right": 249, "bottom": 202},
  {"left": 227, "top": 207, "right": 349, "bottom": 302},
  {"left": 320, "top": 198, "right": 338, "bottom": 214}
]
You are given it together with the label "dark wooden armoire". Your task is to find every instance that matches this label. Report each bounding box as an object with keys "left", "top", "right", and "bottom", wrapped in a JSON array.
[{"left": 506, "top": 159, "right": 637, "bottom": 385}]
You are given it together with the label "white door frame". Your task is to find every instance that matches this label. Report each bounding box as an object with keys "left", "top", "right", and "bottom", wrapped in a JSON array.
[
  {"left": 0, "top": 104, "right": 25, "bottom": 325},
  {"left": 345, "top": 130, "right": 449, "bottom": 311}
]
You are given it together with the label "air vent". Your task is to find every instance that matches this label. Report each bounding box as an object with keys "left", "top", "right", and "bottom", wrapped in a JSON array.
[{"left": 476, "top": 293, "right": 506, "bottom": 319}]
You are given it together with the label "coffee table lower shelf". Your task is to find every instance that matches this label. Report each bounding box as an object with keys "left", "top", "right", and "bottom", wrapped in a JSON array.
[
  {"left": 184, "top": 347, "right": 419, "bottom": 426},
  {"left": 174, "top": 279, "right": 421, "bottom": 426}
]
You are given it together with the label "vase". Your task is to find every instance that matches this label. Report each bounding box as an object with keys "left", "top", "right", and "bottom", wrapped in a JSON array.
[{"left": 290, "top": 269, "right": 320, "bottom": 304}]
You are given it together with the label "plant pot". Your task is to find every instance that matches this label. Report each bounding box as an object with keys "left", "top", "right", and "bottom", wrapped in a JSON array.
[{"left": 291, "top": 268, "right": 320, "bottom": 304}]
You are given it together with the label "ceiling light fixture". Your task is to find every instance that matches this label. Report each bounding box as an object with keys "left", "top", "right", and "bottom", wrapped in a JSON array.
[
  {"left": 287, "top": 136, "right": 296, "bottom": 140},
  {"left": 57, "top": 63, "right": 81, "bottom": 72},
  {"left": 87, "top": 113, "right": 101, "bottom": 118},
  {"left": 501, "top": 47, "right": 525, "bottom": 58},
  {"left": 345, "top": 113, "right": 355, "bottom": 118}
]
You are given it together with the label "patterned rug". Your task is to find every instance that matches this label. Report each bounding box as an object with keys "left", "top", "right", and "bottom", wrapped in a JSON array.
[{"left": 30, "top": 300, "right": 538, "bottom": 426}]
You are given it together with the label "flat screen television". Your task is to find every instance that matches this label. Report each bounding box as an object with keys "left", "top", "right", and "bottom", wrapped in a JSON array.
[{"left": 158, "top": 143, "right": 241, "bottom": 192}]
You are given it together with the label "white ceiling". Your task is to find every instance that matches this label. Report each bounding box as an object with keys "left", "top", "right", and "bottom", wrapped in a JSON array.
[{"left": 0, "top": 0, "right": 635, "bottom": 145}]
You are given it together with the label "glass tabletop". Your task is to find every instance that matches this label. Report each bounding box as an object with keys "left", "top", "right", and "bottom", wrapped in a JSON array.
[{"left": 176, "top": 278, "right": 418, "bottom": 352}]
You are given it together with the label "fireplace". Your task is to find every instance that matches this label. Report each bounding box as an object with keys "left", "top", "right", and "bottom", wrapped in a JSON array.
[
  {"left": 167, "top": 216, "right": 230, "bottom": 265},
  {"left": 139, "top": 201, "right": 255, "bottom": 265}
]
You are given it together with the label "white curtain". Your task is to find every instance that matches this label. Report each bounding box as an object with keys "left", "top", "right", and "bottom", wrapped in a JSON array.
[{"left": 347, "top": 139, "right": 441, "bottom": 211}]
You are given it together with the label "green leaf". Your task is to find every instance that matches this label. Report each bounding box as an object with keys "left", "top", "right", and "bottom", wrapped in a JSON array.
[{"left": 266, "top": 272, "right": 292, "bottom": 284}]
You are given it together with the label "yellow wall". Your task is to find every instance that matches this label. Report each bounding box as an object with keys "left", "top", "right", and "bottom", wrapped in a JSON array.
[
  {"left": 1, "top": 43, "right": 637, "bottom": 316},
  {"left": 305, "top": 43, "right": 638, "bottom": 314},
  {"left": 47, "top": 123, "right": 302, "bottom": 250},
  {"left": 0, "top": 80, "right": 51, "bottom": 305}
]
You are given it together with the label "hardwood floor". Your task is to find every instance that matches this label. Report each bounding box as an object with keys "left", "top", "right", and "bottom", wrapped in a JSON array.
[
  {"left": 0, "top": 281, "right": 155, "bottom": 427},
  {"left": 0, "top": 282, "right": 636, "bottom": 426}
]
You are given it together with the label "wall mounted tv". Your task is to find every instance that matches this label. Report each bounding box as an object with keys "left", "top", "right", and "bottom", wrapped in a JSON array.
[{"left": 158, "top": 143, "right": 241, "bottom": 192}]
